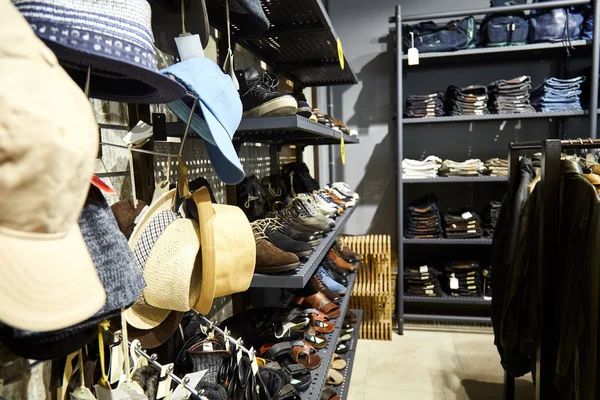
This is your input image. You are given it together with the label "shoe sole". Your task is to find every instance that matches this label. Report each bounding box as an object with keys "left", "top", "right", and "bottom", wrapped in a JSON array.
[
  {"left": 243, "top": 96, "right": 298, "bottom": 117},
  {"left": 308, "top": 239, "right": 321, "bottom": 247},
  {"left": 255, "top": 262, "right": 301, "bottom": 274},
  {"left": 295, "top": 250, "right": 313, "bottom": 258}
]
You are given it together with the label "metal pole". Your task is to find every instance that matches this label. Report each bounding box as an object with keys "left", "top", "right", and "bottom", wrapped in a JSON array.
[
  {"left": 589, "top": 0, "right": 600, "bottom": 138},
  {"left": 327, "top": 84, "right": 335, "bottom": 184},
  {"left": 395, "top": 4, "right": 405, "bottom": 335}
]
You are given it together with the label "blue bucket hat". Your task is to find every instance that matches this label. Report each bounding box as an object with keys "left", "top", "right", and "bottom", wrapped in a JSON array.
[{"left": 162, "top": 57, "right": 245, "bottom": 185}]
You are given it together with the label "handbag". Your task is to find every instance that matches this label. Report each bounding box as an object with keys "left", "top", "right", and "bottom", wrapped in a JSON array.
[
  {"left": 529, "top": 0, "right": 585, "bottom": 42},
  {"left": 403, "top": 16, "right": 478, "bottom": 53},
  {"left": 481, "top": 14, "right": 529, "bottom": 47}
]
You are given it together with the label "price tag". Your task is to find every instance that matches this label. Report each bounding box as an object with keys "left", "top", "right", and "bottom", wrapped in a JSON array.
[
  {"left": 202, "top": 341, "right": 214, "bottom": 352},
  {"left": 171, "top": 371, "right": 207, "bottom": 400},
  {"left": 236, "top": 348, "right": 243, "bottom": 365},
  {"left": 450, "top": 274, "right": 459, "bottom": 290},
  {"left": 419, "top": 266, "right": 428, "bottom": 273},
  {"left": 340, "top": 134, "right": 346, "bottom": 165},
  {"left": 109, "top": 335, "right": 124, "bottom": 385},
  {"left": 408, "top": 32, "right": 419, "bottom": 66},
  {"left": 156, "top": 364, "right": 174, "bottom": 399},
  {"left": 461, "top": 211, "right": 473, "bottom": 219},
  {"left": 70, "top": 387, "right": 96, "bottom": 400},
  {"left": 337, "top": 38, "right": 344, "bottom": 70}
]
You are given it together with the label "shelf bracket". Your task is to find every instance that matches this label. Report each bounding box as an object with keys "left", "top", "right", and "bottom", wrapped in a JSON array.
[{"left": 295, "top": 144, "right": 306, "bottom": 162}]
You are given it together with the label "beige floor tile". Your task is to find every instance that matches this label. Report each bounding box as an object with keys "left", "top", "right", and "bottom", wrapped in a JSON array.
[
  {"left": 349, "top": 348, "right": 368, "bottom": 385},
  {"left": 365, "top": 386, "right": 446, "bottom": 400},
  {"left": 346, "top": 384, "right": 365, "bottom": 400},
  {"left": 452, "top": 333, "right": 505, "bottom": 379}
]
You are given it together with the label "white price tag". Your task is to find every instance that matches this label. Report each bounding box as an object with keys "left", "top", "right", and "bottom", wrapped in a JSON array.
[
  {"left": 450, "top": 274, "right": 459, "bottom": 290},
  {"left": 156, "top": 363, "right": 173, "bottom": 399},
  {"left": 419, "top": 266, "right": 428, "bottom": 273},
  {"left": 408, "top": 47, "right": 419, "bottom": 65},
  {"left": 202, "top": 342, "right": 214, "bottom": 352},
  {"left": 122, "top": 121, "right": 153, "bottom": 146},
  {"left": 109, "top": 336, "right": 124, "bottom": 385},
  {"left": 171, "top": 371, "right": 206, "bottom": 400},
  {"left": 461, "top": 211, "right": 473, "bottom": 220}
]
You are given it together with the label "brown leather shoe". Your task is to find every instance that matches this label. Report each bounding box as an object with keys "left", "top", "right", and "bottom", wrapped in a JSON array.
[
  {"left": 327, "top": 248, "right": 357, "bottom": 272},
  {"left": 306, "top": 275, "right": 342, "bottom": 304},
  {"left": 255, "top": 230, "right": 300, "bottom": 273}
]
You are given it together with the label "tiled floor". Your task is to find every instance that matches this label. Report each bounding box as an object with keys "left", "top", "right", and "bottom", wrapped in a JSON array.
[{"left": 347, "top": 330, "right": 534, "bottom": 400}]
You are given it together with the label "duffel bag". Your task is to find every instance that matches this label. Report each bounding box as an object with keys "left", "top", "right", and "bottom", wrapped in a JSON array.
[
  {"left": 529, "top": 0, "right": 584, "bottom": 42},
  {"left": 481, "top": 15, "right": 529, "bottom": 46},
  {"left": 403, "top": 16, "right": 478, "bottom": 53}
]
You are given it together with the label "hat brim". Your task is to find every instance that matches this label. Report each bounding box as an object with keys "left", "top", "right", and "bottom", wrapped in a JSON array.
[
  {"left": 149, "top": 0, "right": 210, "bottom": 54},
  {"left": 32, "top": 27, "right": 186, "bottom": 104},
  {"left": 125, "top": 302, "right": 172, "bottom": 330},
  {"left": 129, "top": 311, "right": 184, "bottom": 349},
  {"left": 192, "top": 188, "right": 217, "bottom": 314},
  {"left": 129, "top": 189, "right": 176, "bottom": 249},
  {"left": 0, "top": 225, "right": 106, "bottom": 332}
]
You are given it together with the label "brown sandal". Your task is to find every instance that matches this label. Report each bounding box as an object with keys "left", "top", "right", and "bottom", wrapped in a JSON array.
[
  {"left": 305, "top": 326, "right": 329, "bottom": 349},
  {"left": 321, "top": 388, "right": 340, "bottom": 400},
  {"left": 291, "top": 340, "right": 321, "bottom": 370},
  {"left": 296, "top": 292, "right": 341, "bottom": 319},
  {"left": 305, "top": 309, "right": 335, "bottom": 333}
]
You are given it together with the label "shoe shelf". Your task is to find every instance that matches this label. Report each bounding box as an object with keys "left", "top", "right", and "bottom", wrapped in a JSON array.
[
  {"left": 403, "top": 176, "right": 507, "bottom": 183},
  {"left": 329, "top": 309, "right": 362, "bottom": 400},
  {"left": 395, "top": 39, "right": 591, "bottom": 63},
  {"left": 234, "top": 116, "right": 360, "bottom": 146},
  {"left": 210, "top": 0, "right": 357, "bottom": 87},
  {"left": 303, "top": 274, "right": 357, "bottom": 400},
  {"left": 403, "top": 237, "right": 493, "bottom": 245},
  {"left": 404, "top": 294, "right": 491, "bottom": 306},
  {"left": 250, "top": 200, "right": 360, "bottom": 288},
  {"left": 403, "top": 109, "right": 588, "bottom": 125}
]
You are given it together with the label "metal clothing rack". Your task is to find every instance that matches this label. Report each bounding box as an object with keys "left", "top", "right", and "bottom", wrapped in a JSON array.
[
  {"left": 505, "top": 138, "right": 600, "bottom": 400},
  {"left": 392, "top": 0, "right": 600, "bottom": 334}
]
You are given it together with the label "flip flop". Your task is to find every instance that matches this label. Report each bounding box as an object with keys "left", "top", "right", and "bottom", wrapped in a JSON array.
[
  {"left": 331, "top": 354, "right": 346, "bottom": 371},
  {"left": 305, "top": 309, "right": 335, "bottom": 334},
  {"left": 291, "top": 340, "right": 321, "bottom": 370},
  {"left": 326, "top": 369, "right": 344, "bottom": 386},
  {"left": 336, "top": 343, "right": 349, "bottom": 354},
  {"left": 305, "top": 327, "right": 328, "bottom": 349}
]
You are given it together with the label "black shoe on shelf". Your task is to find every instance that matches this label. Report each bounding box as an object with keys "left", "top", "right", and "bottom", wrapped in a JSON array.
[
  {"left": 235, "top": 67, "right": 298, "bottom": 118},
  {"left": 322, "top": 258, "right": 349, "bottom": 286},
  {"left": 252, "top": 218, "right": 313, "bottom": 258}
]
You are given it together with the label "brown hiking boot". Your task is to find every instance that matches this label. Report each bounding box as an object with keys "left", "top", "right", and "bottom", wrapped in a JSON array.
[{"left": 254, "top": 228, "right": 300, "bottom": 274}]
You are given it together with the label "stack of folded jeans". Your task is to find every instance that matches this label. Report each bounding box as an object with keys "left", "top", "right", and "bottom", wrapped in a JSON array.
[
  {"left": 487, "top": 75, "right": 535, "bottom": 114},
  {"left": 445, "top": 85, "right": 489, "bottom": 116},
  {"left": 405, "top": 92, "right": 445, "bottom": 118},
  {"left": 484, "top": 158, "right": 509, "bottom": 176},
  {"left": 443, "top": 210, "right": 483, "bottom": 238},
  {"left": 404, "top": 265, "right": 443, "bottom": 297},
  {"left": 402, "top": 156, "right": 442, "bottom": 179},
  {"left": 530, "top": 76, "right": 586, "bottom": 113},
  {"left": 445, "top": 261, "right": 482, "bottom": 297},
  {"left": 481, "top": 201, "right": 501, "bottom": 237},
  {"left": 439, "top": 159, "right": 486, "bottom": 177},
  {"left": 404, "top": 194, "right": 444, "bottom": 239}
]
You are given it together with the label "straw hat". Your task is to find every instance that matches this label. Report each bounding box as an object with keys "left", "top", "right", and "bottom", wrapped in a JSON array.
[{"left": 192, "top": 187, "right": 256, "bottom": 314}]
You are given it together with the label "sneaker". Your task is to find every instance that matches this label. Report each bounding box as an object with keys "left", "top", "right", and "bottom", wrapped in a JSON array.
[
  {"left": 293, "top": 93, "right": 313, "bottom": 119},
  {"left": 317, "top": 190, "right": 345, "bottom": 215},
  {"left": 310, "top": 192, "right": 339, "bottom": 217},
  {"left": 261, "top": 174, "right": 288, "bottom": 205},
  {"left": 253, "top": 228, "right": 300, "bottom": 274},
  {"left": 295, "top": 195, "right": 335, "bottom": 228},
  {"left": 288, "top": 199, "right": 332, "bottom": 233},
  {"left": 269, "top": 209, "right": 324, "bottom": 237},
  {"left": 252, "top": 218, "right": 313, "bottom": 258},
  {"left": 236, "top": 68, "right": 298, "bottom": 117},
  {"left": 325, "top": 187, "right": 356, "bottom": 208},
  {"left": 316, "top": 266, "right": 347, "bottom": 294},
  {"left": 331, "top": 182, "right": 359, "bottom": 201}
]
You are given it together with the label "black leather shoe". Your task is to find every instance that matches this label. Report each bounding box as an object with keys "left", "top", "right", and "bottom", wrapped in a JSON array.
[
  {"left": 322, "top": 258, "right": 348, "bottom": 286},
  {"left": 253, "top": 219, "right": 313, "bottom": 258},
  {"left": 279, "top": 224, "right": 321, "bottom": 247}
]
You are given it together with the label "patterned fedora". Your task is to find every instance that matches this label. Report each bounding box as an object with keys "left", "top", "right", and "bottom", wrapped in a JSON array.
[{"left": 13, "top": 0, "right": 186, "bottom": 104}]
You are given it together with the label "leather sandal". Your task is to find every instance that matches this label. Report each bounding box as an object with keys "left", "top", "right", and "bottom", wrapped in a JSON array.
[
  {"left": 337, "top": 333, "right": 351, "bottom": 344},
  {"left": 345, "top": 310, "right": 357, "bottom": 324},
  {"left": 336, "top": 343, "right": 349, "bottom": 354},
  {"left": 305, "top": 326, "right": 328, "bottom": 349},
  {"left": 321, "top": 388, "right": 340, "bottom": 400},
  {"left": 304, "top": 308, "right": 335, "bottom": 333},
  {"left": 326, "top": 368, "right": 344, "bottom": 386},
  {"left": 263, "top": 361, "right": 312, "bottom": 393},
  {"left": 331, "top": 354, "right": 346, "bottom": 371},
  {"left": 296, "top": 292, "right": 341, "bottom": 319},
  {"left": 290, "top": 340, "right": 321, "bottom": 370}
]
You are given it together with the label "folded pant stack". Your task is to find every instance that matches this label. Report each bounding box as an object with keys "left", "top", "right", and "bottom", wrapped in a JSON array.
[
  {"left": 404, "top": 194, "right": 444, "bottom": 239},
  {"left": 445, "top": 85, "right": 489, "bottom": 116},
  {"left": 443, "top": 210, "right": 483, "bottom": 239},
  {"left": 530, "top": 76, "right": 586, "bottom": 113},
  {"left": 481, "top": 201, "right": 501, "bottom": 238},
  {"left": 439, "top": 159, "right": 486, "bottom": 177},
  {"left": 402, "top": 156, "right": 442, "bottom": 179},
  {"left": 484, "top": 158, "right": 509, "bottom": 176},
  {"left": 404, "top": 265, "right": 443, "bottom": 297},
  {"left": 405, "top": 92, "right": 445, "bottom": 118},
  {"left": 445, "top": 261, "right": 482, "bottom": 297},
  {"left": 488, "top": 75, "right": 535, "bottom": 114}
]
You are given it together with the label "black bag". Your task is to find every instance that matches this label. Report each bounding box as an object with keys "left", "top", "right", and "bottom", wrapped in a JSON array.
[
  {"left": 481, "top": 15, "right": 529, "bottom": 47},
  {"left": 529, "top": 0, "right": 585, "bottom": 42},
  {"left": 403, "top": 16, "right": 478, "bottom": 53}
]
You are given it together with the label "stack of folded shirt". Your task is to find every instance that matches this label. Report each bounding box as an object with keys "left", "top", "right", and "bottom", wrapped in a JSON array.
[
  {"left": 530, "top": 76, "right": 586, "bottom": 113},
  {"left": 488, "top": 75, "right": 535, "bottom": 114},
  {"left": 482, "top": 267, "right": 492, "bottom": 299},
  {"left": 443, "top": 210, "right": 483, "bottom": 239},
  {"left": 404, "top": 92, "right": 445, "bottom": 118},
  {"left": 439, "top": 159, "right": 486, "bottom": 177},
  {"left": 445, "top": 85, "right": 489, "bottom": 116},
  {"left": 445, "top": 261, "right": 482, "bottom": 297},
  {"left": 484, "top": 158, "right": 509, "bottom": 176},
  {"left": 481, "top": 201, "right": 501, "bottom": 238},
  {"left": 402, "top": 156, "right": 442, "bottom": 179},
  {"left": 404, "top": 194, "right": 444, "bottom": 239},
  {"left": 404, "top": 265, "right": 443, "bottom": 297}
]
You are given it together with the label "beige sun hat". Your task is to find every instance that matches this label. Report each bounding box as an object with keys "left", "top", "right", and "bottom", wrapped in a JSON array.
[{"left": 192, "top": 187, "right": 256, "bottom": 314}]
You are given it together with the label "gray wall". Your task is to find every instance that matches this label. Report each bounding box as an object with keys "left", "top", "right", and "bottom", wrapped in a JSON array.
[{"left": 318, "top": 0, "right": 590, "bottom": 247}]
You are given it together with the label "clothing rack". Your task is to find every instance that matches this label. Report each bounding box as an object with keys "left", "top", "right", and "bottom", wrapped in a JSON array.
[{"left": 505, "top": 138, "right": 600, "bottom": 400}]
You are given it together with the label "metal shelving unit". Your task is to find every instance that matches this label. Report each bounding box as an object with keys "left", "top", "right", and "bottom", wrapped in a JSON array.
[
  {"left": 208, "top": 0, "right": 357, "bottom": 87},
  {"left": 392, "top": 0, "right": 600, "bottom": 335},
  {"left": 403, "top": 176, "right": 507, "bottom": 183},
  {"left": 250, "top": 201, "right": 360, "bottom": 288},
  {"left": 302, "top": 274, "right": 357, "bottom": 400},
  {"left": 331, "top": 309, "right": 363, "bottom": 400},
  {"left": 404, "top": 295, "right": 491, "bottom": 305}
]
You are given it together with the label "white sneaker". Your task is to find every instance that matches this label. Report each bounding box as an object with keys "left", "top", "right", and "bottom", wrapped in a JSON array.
[
  {"left": 331, "top": 182, "right": 359, "bottom": 200},
  {"left": 296, "top": 194, "right": 335, "bottom": 227},
  {"left": 309, "top": 193, "right": 338, "bottom": 217}
]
